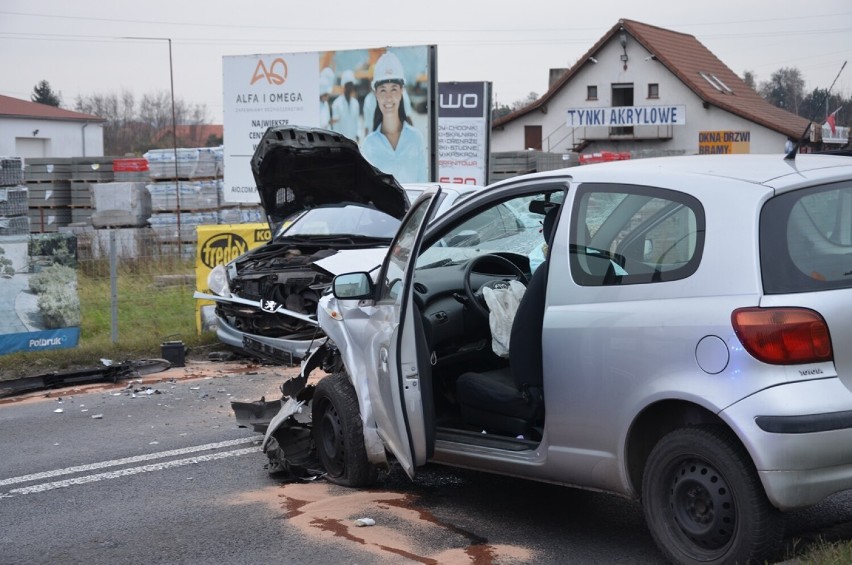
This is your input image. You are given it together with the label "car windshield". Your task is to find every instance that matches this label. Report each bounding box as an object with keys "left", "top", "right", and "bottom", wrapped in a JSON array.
[{"left": 276, "top": 205, "right": 401, "bottom": 239}]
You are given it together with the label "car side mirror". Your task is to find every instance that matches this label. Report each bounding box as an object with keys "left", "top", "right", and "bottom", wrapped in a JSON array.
[{"left": 332, "top": 272, "right": 374, "bottom": 299}]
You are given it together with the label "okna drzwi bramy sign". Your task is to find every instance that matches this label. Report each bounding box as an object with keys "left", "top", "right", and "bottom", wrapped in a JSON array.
[
  {"left": 437, "top": 82, "right": 491, "bottom": 186},
  {"left": 698, "top": 131, "right": 751, "bottom": 154},
  {"left": 566, "top": 105, "right": 686, "bottom": 127},
  {"left": 222, "top": 46, "right": 437, "bottom": 204}
]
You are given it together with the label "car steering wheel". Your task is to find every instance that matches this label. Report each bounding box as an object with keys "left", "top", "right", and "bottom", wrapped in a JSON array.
[{"left": 463, "top": 254, "right": 528, "bottom": 319}]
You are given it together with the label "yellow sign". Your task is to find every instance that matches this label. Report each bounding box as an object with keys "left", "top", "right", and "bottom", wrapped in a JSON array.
[
  {"left": 698, "top": 131, "right": 751, "bottom": 154},
  {"left": 195, "top": 223, "right": 271, "bottom": 333}
]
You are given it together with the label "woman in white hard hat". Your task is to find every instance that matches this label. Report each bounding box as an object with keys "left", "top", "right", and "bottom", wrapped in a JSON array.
[
  {"left": 360, "top": 51, "right": 427, "bottom": 183},
  {"left": 331, "top": 69, "right": 361, "bottom": 142}
]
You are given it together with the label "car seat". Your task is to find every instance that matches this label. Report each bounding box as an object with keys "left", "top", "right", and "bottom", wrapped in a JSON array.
[{"left": 453, "top": 206, "right": 559, "bottom": 437}]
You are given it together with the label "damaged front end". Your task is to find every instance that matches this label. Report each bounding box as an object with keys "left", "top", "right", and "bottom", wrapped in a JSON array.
[{"left": 231, "top": 340, "right": 342, "bottom": 479}]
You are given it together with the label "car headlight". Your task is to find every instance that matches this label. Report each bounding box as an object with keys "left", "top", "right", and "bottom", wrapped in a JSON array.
[{"left": 207, "top": 264, "right": 231, "bottom": 297}]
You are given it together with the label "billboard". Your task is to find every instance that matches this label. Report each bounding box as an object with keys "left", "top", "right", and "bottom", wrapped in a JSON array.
[
  {"left": 0, "top": 233, "right": 80, "bottom": 356},
  {"left": 437, "top": 82, "right": 491, "bottom": 186},
  {"left": 223, "top": 45, "right": 437, "bottom": 203},
  {"left": 698, "top": 130, "right": 751, "bottom": 154}
]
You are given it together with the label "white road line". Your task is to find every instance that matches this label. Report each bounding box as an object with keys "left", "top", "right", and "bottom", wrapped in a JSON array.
[
  {"left": 0, "top": 437, "right": 259, "bottom": 487},
  {"left": 4, "top": 446, "right": 260, "bottom": 496}
]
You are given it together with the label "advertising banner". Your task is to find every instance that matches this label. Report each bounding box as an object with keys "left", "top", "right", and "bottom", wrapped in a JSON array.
[
  {"left": 194, "top": 223, "right": 270, "bottom": 333},
  {"left": 566, "top": 105, "right": 686, "bottom": 127},
  {"left": 223, "top": 45, "right": 437, "bottom": 203},
  {"left": 437, "top": 82, "right": 491, "bottom": 186},
  {"left": 698, "top": 130, "right": 751, "bottom": 154},
  {"left": 0, "top": 233, "right": 80, "bottom": 356}
]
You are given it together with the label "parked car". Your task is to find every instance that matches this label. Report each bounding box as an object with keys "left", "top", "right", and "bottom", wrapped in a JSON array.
[
  {"left": 234, "top": 152, "right": 852, "bottom": 564},
  {"left": 195, "top": 126, "right": 483, "bottom": 364}
]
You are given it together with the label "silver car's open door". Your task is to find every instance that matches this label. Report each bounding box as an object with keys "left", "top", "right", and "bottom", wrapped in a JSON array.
[{"left": 365, "top": 188, "right": 441, "bottom": 478}]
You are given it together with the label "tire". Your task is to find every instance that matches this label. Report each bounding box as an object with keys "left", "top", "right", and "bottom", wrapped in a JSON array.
[
  {"left": 641, "top": 426, "right": 784, "bottom": 565},
  {"left": 312, "top": 371, "right": 377, "bottom": 487}
]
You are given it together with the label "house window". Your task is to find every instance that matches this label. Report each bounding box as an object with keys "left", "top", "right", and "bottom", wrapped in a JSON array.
[
  {"left": 587, "top": 85, "right": 598, "bottom": 100},
  {"left": 648, "top": 83, "right": 659, "bottom": 99}
]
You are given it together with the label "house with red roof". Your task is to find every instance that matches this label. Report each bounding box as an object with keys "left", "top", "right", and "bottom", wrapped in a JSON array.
[
  {"left": 492, "top": 20, "right": 811, "bottom": 157},
  {"left": 0, "top": 95, "right": 105, "bottom": 159}
]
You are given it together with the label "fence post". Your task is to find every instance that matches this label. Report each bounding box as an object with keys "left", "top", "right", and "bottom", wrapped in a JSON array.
[{"left": 110, "top": 228, "right": 118, "bottom": 343}]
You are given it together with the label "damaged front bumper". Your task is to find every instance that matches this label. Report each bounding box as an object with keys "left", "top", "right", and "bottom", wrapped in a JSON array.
[{"left": 231, "top": 343, "right": 337, "bottom": 479}]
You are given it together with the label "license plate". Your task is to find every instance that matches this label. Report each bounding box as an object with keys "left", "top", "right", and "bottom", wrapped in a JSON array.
[{"left": 242, "top": 336, "right": 293, "bottom": 365}]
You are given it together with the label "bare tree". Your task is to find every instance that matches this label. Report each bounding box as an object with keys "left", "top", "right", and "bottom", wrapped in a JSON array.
[
  {"left": 74, "top": 90, "right": 209, "bottom": 155},
  {"left": 758, "top": 67, "right": 805, "bottom": 114}
]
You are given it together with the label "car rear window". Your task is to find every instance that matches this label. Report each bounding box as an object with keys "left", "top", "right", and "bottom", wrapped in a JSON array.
[{"left": 761, "top": 181, "right": 852, "bottom": 293}]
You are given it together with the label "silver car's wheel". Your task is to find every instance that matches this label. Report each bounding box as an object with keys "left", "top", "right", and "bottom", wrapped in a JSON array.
[
  {"left": 311, "top": 371, "right": 376, "bottom": 487},
  {"left": 642, "top": 426, "right": 783, "bottom": 564}
]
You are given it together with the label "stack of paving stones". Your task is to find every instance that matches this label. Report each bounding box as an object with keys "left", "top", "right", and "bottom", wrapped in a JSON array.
[
  {"left": 0, "top": 157, "right": 29, "bottom": 236},
  {"left": 144, "top": 147, "right": 224, "bottom": 258},
  {"left": 89, "top": 159, "right": 152, "bottom": 229},
  {"left": 70, "top": 157, "right": 116, "bottom": 226},
  {"left": 24, "top": 157, "right": 73, "bottom": 233}
]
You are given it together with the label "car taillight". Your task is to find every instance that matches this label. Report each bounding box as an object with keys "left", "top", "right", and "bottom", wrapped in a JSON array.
[{"left": 731, "top": 307, "right": 833, "bottom": 365}]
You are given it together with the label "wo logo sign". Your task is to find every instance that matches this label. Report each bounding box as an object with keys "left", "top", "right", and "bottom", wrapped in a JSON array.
[{"left": 251, "top": 58, "right": 288, "bottom": 85}]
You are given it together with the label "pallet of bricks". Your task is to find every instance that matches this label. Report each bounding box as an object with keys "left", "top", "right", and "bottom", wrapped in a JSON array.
[
  {"left": 23, "top": 157, "right": 74, "bottom": 233},
  {"left": 144, "top": 147, "right": 222, "bottom": 258},
  {"left": 66, "top": 157, "right": 156, "bottom": 261},
  {"left": 70, "top": 156, "right": 118, "bottom": 227},
  {"left": 1, "top": 157, "right": 29, "bottom": 241}
]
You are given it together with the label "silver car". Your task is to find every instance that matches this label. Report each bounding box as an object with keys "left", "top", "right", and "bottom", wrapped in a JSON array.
[{"left": 235, "top": 152, "right": 852, "bottom": 564}]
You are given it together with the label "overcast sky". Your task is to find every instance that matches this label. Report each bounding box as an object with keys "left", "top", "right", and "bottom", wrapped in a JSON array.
[{"left": 1, "top": 0, "right": 850, "bottom": 123}]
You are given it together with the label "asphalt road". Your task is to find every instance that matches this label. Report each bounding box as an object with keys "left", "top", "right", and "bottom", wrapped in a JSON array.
[{"left": 2, "top": 363, "right": 852, "bottom": 564}]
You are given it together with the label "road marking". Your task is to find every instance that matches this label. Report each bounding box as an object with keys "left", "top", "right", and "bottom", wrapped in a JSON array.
[
  {"left": 5, "top": 447, "right": 259, "bottom": 496},
  {"left": 0, "top": 437, "right": 259, "bottom": 487}
]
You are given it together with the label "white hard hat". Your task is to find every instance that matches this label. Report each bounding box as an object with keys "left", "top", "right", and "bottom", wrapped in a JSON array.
[
  {"left": 372, "top": 52, "right": 405, "bottom": 89},
  {"left": 341, "top": 69, "right": 355, "bottom": 86},
  {"left": 319, "top": 67, "right": 335, "bottom": 94}
]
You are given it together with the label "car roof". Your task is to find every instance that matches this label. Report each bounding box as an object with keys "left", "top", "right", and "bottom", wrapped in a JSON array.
[{"left": 512, "top": 154, "right": 852, "bottom": 194}]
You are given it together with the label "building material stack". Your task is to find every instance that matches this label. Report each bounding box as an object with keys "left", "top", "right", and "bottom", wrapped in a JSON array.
[
  {"left": 489, "top": 151, "right": 579, "bottom": 183},
  {"left": 70, "top": 157, "right": 116, "bottom": 226},
  {"left": 0, "top": 157, "right": 28, "bottom": 238},
  {"left": 90, "top": 159, "right": 152, "bottom": 229},
  {"left": 144, "top": 147, "right": 223, "bottom": 258},
  {"left": 24, "top": 157, "right": 73, "bottom": 233}
]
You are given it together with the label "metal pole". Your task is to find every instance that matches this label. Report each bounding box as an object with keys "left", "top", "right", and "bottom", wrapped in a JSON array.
[
  {"left": 110, "top": 229, "right": 118, "bottom": 343},
  {"left": 168, "top": 38, "right": 182, "bottom": 255},
  {"left": 123, "top": 36, "right": 181, "bottom": 254}
]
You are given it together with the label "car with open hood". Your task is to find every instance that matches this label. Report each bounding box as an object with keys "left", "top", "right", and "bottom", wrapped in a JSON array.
[
  {"left": 195, "top": 126, "right": 410, "bottom": 363},
  {"left": 234, "top": 151, "right": 852, "bottom": 564}
]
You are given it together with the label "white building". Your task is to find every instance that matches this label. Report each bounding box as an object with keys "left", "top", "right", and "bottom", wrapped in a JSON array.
[
  {"left": 0, "top": 95, "right": 105, "bottom": 159},
  {"left": 492, "top": 19, "right": 811, "bottom": 157}
]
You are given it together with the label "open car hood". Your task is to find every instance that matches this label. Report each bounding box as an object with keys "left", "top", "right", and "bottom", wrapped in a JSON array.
[{"left": 251, "top": 126, "right": 409, "bottom": 234}]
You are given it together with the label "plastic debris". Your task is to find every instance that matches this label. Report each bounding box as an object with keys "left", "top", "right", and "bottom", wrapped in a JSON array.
[
  {"left": 53, "top": 408, "right": 63, "bottom": 413},
  {"left": 354, "top": 518, "right": 376, "bottom": 527},
  {"left": 91, "top": 414, "right": 103, "bottom": 419}
]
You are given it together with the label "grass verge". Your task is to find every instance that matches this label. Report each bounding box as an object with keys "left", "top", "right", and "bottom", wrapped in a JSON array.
[{"left": 0, "top": 259, "right": 219, "bottom": 380}]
